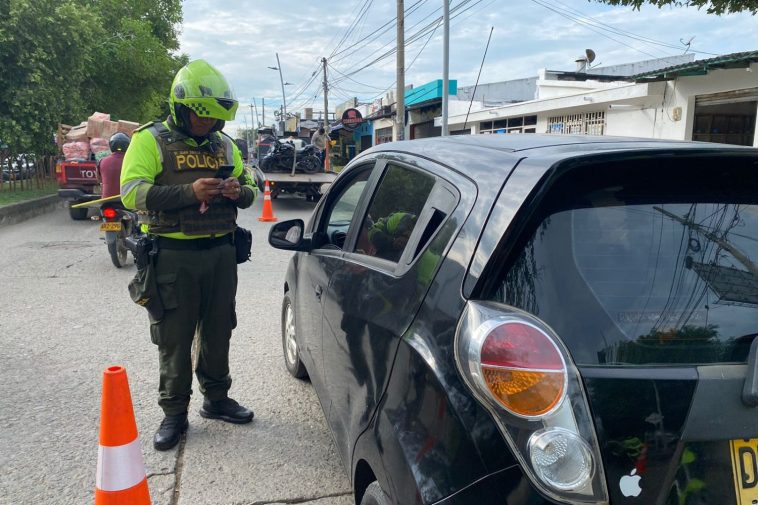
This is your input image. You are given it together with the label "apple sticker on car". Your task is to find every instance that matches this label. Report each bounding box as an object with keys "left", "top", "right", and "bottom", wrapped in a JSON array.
[{"left": 619, "top": 468, "right": 642, "bottom": 497}]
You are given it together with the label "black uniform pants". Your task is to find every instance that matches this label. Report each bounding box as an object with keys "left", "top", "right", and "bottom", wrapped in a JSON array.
[{"left": 149, "top": 237, "right": 238, "bottom": 416}]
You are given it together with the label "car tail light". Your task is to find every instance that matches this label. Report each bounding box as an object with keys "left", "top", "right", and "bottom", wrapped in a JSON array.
[
  {"left": 455, "top": 301, "right": 608, "bottom": 503},
  {"left": 102, "top": 207, "right": 118, "bottom": 220},
  {"left": 480, "top": 322, "right": 565, "bottom": 417}
]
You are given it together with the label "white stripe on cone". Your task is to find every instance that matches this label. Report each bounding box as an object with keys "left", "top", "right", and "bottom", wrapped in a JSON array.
[{"left": 96, "top": 438, "right": 147, "bottom": 492}]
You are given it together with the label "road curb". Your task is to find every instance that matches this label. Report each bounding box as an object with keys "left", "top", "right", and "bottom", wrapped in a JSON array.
[{"left": 0, "top": 194, "right": 65, "bottom": 228}]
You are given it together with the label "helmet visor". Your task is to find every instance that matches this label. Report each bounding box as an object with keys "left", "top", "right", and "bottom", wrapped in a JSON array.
[{"left": 178, "top": 97, "right": 239, "bottom": 121}]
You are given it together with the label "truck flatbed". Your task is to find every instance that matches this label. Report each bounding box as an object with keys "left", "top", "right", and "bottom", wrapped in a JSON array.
[{"left": 254, "top": 167, "right": 338, "bottom": 201}]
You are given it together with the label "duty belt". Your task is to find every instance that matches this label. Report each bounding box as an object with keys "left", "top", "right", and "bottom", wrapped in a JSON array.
[{"left": 157, "top": 234, "right": 233, "bottom": 250}]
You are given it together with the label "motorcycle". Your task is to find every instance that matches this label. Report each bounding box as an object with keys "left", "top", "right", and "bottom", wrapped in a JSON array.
[
  {"left": 260, "top": 139, "right": 321, "bottom": 174},
  {"left": 99, "top": 201, "right": 143, "bottom": 268}
]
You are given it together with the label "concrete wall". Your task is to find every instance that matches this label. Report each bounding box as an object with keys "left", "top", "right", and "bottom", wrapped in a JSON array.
[
  {"left": 652, "top": 62, "right": 758, "bottom": 142},
  {"left": 456, "top": 77, "right": 537, "bottom": 104},
  {"left": 0, "top": 195, "right": 65, "bottom": 228}
]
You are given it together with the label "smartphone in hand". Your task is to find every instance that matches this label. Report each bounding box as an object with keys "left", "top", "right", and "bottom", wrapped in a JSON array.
[{"left": 214, "top": 165, "right": 234, "bottom": 180}]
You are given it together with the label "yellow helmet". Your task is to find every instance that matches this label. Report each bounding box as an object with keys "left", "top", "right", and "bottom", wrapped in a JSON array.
[{"left": 169, "top": 60, "right": 238, "bottom": 126}]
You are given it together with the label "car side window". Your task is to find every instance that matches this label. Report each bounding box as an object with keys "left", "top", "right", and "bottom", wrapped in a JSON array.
[
  {"left": 320, "top": 168, "right": 371, "bottom": 250},
  {"left": 357, "top": 164, "right": 436, "bottom": 262}
]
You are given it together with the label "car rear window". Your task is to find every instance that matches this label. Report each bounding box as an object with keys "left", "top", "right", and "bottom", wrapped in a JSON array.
[{"left": 490, "top": 155, "right": 758, "bottom": 366}]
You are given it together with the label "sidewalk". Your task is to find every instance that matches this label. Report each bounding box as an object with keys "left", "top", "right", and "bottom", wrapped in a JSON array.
[{"left": 0, "top": 194, "right": 65, "bottom": 228}]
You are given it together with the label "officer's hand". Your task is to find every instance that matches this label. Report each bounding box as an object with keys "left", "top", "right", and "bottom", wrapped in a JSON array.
[
  {"left": 192, "top": 178, "right": 223, "bottom": 201},
  {"left": 219, "top": 177, "right": 243, "bottom": 200}
]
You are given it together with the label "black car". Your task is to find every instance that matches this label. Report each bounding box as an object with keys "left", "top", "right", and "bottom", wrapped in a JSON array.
[{"left": 268, "top": 134, "right": 758, "bottom": 505}]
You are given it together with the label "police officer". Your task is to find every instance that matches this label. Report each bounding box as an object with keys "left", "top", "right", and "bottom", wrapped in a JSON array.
[{"left": 121, "top": 60, "right": 257, "bottom": 451}]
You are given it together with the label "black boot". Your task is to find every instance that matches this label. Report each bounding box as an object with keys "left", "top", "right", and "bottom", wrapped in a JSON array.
[
  {"left": 199, "top": 398, "right": 254, "bottom": 424},
  {"left": 153, "top": 413, "right": 188, "bottom": 451}
]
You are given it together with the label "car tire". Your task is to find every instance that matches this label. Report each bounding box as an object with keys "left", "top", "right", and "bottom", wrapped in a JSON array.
[
  {"left": 282, "top": 292, "right": 308, "bottom": 379},
  {"left": 361, "top": 482, "right": 391, "bottom": 505},
  {"left": 69, "top": 205, "right": 88, "bottom": 220}
]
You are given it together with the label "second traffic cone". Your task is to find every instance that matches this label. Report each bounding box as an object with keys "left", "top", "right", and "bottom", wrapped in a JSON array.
[
  {"left": 258, "top": 179, "right": 278, "bottom": 222},
  {"left": 95, "top": 366, "right": 151, "bottom": 505}
]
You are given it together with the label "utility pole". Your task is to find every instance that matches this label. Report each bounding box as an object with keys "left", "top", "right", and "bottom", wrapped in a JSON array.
[
  {"left": 322, "top": 57, "right": 329, "bottom": 130},
  {"left": 322, "top": 56, "right": 331, "bottom": 170},
  {"left": 251, "top": 99, "right": 260, "bottom": 128},
  {"left": 262, "top": 98, "right": 265, "bottom": 128},
  {"left": 248, "top": 103, "right": 257, "bottom": 157},
  {"left": 243, "top": 114, "right": 251, "bottom": 159},
  {"left": 395, "top": 0, "right": 405, "bottom": 141},
  {"left": 441, "top": 0, "right": 450, "bottom": 136},
  {"left": 275, "top": 52, "right": 287, "bottom": 118},
  {"left": 654, "top": 206, "right": 758, "bottom": 278}
]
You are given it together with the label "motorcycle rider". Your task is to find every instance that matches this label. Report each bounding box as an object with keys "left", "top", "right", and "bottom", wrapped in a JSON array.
[
  {"left": 120, "top": 59, "right": 257, "bottom": 451},
  {"left": 98, "top": 132, "right": 130, "bottom": 199}
]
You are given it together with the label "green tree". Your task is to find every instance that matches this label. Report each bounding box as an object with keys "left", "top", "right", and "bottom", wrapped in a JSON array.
[
  {"left": 0, "top": 0, "right": 98, "bottom": 154},
  {"left": 77, "top": 0, "right": 187, "bottom": 122},
  {"left": 0, "top": 0, "right": 185, "bottom": 155},
  {"left": 591, "top": 0, "right": 757, "bottom": 15}
]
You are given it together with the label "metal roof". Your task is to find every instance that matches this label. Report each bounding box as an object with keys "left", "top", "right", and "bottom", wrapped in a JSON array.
[{"left": 632, "top": 50, "right": 758, "bottom": 81}]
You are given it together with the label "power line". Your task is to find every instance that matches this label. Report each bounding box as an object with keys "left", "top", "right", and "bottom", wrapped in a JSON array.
[
  {"left": 332, "top": 0, "right": 471, "bottom": 70},
  {"left": 332, "top": 0, "right": 482, "bottom": 84},
  {"left": 529, "top": 0, "right": 719, "bottom": 61},
  {"left": 327, "top": 63, "right": 389, "bottom": 91},
  {"left": 329, "top": 0, "right": 375, "bottom": 59},
  {"left": 546, "top": 0, "right": 719, "bottom": 56},
  {"left": 330, "top": 0, "right": 429, "bottom": 62}
]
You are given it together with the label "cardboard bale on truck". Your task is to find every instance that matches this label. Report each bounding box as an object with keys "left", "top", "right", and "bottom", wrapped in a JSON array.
[
  {"left": 56, "top": 112, "right": 140, "bottom": 220},
  {"left": 117, "top": 120, "right": 139, "bottom": 135}
]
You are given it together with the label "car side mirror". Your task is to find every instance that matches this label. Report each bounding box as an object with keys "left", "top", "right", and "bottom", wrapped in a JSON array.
[{"left": 268, "top": 219, "right": 311, "bottom": 251}]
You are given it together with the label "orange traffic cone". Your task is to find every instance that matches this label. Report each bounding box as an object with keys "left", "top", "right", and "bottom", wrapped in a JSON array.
[
  {"left": 258, "top": 179, "right": 278, "bottom": 222},
  {"left": 95, "top": 366, "right": 151, "bottom": 505}
]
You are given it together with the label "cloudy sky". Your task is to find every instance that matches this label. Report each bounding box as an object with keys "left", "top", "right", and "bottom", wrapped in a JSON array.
[{"left": 178, "top": 0, "right": 757, "bottom": 135}]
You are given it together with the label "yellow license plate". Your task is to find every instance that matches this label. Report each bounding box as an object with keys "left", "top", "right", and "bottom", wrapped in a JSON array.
[
  {"left": 730, "top": 438, "right": 758, "bottom": 505},
  {"left": 100, "top": 222, "right": 122, "bottom": 232}
]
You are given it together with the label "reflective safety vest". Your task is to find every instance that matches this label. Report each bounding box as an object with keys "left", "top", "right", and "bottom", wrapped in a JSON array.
[{"left": 142, "top": 122, "right": 237, "bottom": 236}]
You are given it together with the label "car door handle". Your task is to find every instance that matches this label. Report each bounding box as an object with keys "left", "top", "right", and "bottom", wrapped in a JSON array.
[{"left": 314, "top": 284, "right": 323, "bottom": 300}]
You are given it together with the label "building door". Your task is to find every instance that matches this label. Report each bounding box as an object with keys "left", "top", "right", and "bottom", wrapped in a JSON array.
[
  {"left": 360, "top": 135, "right": 372, "bottom": 151},
  {"left": 410, "top": 120, "right": 441, "bottom": 139},
  {"left": 693, "top": 89, "right": 758, "bottom": 146}
]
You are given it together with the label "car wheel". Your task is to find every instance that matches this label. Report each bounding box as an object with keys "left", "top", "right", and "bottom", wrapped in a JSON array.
[
  {"left": 361, "top": 482, "right": 391, "bottom": 505},
  {"left": 69, "top": 205, "right": 88, "bottom": 220},
  {"left": 282, "top": 292, "right": 308, "bottom": 379}
]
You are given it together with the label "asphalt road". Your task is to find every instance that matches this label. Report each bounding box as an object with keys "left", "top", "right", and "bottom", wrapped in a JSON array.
[{"left": 0, "top": 195, "right": 353, "bottom": 505}]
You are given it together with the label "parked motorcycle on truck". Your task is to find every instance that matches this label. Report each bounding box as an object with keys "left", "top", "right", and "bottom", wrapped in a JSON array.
[{"left": 260, "top": 139, "right": 321, "bottom": 174}]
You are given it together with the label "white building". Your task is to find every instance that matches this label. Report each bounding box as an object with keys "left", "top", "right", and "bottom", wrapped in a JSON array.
[{"left": 443, "top": 51, "right": 758, "bottom": 147}]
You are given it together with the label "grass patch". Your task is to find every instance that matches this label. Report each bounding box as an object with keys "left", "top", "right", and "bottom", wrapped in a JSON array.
[{"left": 0, "top": 180, "right": 58, "bottom": 207}]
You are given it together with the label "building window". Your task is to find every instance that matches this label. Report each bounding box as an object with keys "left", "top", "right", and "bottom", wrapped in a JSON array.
[
  {"left": 479, "top": 115, "right": 538, "bottom": 134},
  {"left": 547, "top": 112, "right": 605, "bottom": 135},
  {"left": 375, "top": 127, "right": 393, "bottom": 145}
]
